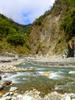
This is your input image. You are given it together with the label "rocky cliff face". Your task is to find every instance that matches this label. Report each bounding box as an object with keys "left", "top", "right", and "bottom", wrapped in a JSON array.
[{"left": 29, "top": 0, "right": 75, "bottom": 57}]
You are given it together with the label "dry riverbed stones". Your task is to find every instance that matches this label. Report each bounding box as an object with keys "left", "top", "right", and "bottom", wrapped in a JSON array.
[{"left": 0, "top": 89, "right": 75, "bottom": 100}]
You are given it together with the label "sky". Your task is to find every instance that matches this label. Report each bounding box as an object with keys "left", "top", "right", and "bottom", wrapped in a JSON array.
[{"left": 0, "top": 0, "right": 55, "bottom": 25}]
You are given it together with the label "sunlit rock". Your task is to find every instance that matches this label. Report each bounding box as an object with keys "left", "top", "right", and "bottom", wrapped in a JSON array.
[
  {"left": 9, "top": 87, "right": 18, "bottom": 92},
  {"left": 64, "top": 94, "right": 71, "bottom": 100}
]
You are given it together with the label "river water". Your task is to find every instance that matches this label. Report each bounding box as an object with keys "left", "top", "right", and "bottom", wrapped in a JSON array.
[{"left": 2, "top": 62, "right": 75, "bottom": 96}]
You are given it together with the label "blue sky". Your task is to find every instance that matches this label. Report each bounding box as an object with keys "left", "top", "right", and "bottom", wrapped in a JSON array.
[{"left": 0, "top": 0, "right": 55, "bottom": 25}]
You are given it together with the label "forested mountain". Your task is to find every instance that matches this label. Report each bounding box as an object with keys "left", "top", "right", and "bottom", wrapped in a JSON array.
[{"left": 0, "top": 14, "right": 32, "bottom": 54}]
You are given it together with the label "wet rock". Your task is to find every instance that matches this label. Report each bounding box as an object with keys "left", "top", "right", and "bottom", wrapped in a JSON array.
[
  {"left": 3, "top": 81, "right": 12, "bottom": 86},
  {"left": 0, "top": 85, "right": 4, "bottom": 91}
]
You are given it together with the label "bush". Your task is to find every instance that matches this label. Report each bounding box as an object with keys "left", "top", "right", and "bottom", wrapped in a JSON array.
[
  {"left": 61, "top": 8, "right": 75, "bottom": 36},
  {"left": 7, "top": 33, "right": 25, "bottom": 46}
]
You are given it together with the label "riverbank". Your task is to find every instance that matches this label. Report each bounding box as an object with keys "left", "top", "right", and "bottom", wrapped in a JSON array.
[
  {"left": 0, "top": 55, "right": 75, "bottom": 100},
  {"left": 24, "top": 55, "right": 75, "bottom": 67},
  {"left": 0, "top": 55, "right": 25, "bottom": 72},
  {"left": 0, "top": 55, "right": 75, "bottom": 72}
]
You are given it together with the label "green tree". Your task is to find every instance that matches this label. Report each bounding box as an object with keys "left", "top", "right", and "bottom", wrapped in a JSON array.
[
  {"left": 61, "top": 8, "right": 75, "bottom": 36},
  {"left": 7, "top": 33, "right": 25, "bottom": 46}
]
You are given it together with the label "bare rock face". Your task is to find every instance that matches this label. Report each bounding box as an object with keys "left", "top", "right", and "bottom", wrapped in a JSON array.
[
  {"left": 30, "top": 14, "right": 61, "bottom": 56},
  {"left": 67, "top": 40, "right": 75, "bottom": 57}
]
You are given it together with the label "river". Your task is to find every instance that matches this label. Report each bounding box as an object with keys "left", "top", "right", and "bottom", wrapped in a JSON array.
[{"left": 2, "top": 61, "right": 75, "bottom": 96}]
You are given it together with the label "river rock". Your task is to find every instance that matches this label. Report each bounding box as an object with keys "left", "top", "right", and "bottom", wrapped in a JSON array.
[
  {"left": 3, "top": 92, "right": 10, "bottom": 97},
  {"left": 0, "top": 96, "right": 11, "bottom": 100},
  {"left": 44, "top": 92, "right": 62, "bottom": 100},
  {"left": 0, "top": 85, "right": 4, "bottom": 91},
  {"left": 23, "top": 95, "right": 33, "bottom": 100},
  {"left": 64, "top": 94, "right": 71, "bottom": 100},
  {"left": 17, "top": 94, "right": 23, "bottom": 100},
  {"left": 9, "top": 87, "right": 18, "bottom": 92},
  {"left": 3, "top": 81, "right": 12, "bottom": 86}
]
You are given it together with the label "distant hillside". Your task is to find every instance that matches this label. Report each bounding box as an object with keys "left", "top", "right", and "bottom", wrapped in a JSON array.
[
  {"left": 0, "top": 14, "right": 32, "bottom": 55},
  {"left": 29, "top": 0, "right": 75, "bottom": 57}
]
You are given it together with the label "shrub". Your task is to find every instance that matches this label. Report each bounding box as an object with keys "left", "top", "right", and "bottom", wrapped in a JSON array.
[
  {"left": 7, "top": 33, "right": 25, "bottom": 46},
  {"left": 61, "top": 8, "right": 75, "bottom": 36}
]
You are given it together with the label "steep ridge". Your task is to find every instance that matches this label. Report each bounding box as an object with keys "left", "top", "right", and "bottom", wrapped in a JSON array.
[{"left": 30, "top": 0, "right": 75, "bottom": 57}]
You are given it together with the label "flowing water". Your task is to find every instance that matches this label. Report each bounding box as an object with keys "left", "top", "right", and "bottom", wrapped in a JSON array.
[{"left": 2, "top": 62, "right": 75, "bottom": 96}]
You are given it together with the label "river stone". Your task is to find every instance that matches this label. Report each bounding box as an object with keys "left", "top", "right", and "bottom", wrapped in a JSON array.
[
  {"left": 17, "top": 94, "right": 23, "bottom": 100},
  {"left": 0, "top": 96, "right": 11, "bottom": 100},
  {"left": 3, "top": 92, "right": 13, "bottom": 97},
  {"left": 44, "top": 92, "right": 62, "bottom": 100},
  {"left": 3, "top": 81, "right": 12, "bottom": 86},
  {"left": 0, "top": 85, "right": 4, "bottom": 91},
  {"left": 64, "top": 94, "right": 71, "bottom": 100},
  {"left": 23, "top": 95, "right": 33, "bottom": 100},
  {"left": 3, "top": 92, "right": 10, "bottom": 97},
  {"left": 9, "top": 87, "right": 18, "bottom": 92}
]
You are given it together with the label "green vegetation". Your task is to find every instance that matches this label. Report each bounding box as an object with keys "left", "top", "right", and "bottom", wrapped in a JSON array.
[
  {"left": 61, "top": 8, "right": 75, "bottom": 37},
  {"left": 0, "top": 14, "right": 31, "bottom": 54},
  {"left": 7, "top": 33, "right": 25, "bottom": 46},
  {"left": 51, "top": 0, "right": 75, "bottom": 15}
]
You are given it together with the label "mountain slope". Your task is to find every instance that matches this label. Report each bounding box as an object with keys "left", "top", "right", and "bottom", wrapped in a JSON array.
[
  {"left": 29, "top": 0, "right": 75, "bottom": 57},
  {"left": 0, "top": 14, "right": 32, "bottom": 54}
]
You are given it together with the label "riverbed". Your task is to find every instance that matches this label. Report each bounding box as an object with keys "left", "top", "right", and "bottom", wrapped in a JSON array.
[{"left": 1, "top": 61, "right": 75, "bottom": 97}]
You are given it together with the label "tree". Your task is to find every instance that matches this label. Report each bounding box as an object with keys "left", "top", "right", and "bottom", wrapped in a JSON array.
[
  {"left": 7, "top": 33, "right": 25, "bottom": 46},
  {"left": 61, "top": 8, "right": 75, "bottom": 36}
]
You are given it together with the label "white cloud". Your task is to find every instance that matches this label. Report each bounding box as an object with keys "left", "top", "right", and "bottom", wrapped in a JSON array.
[{"left": 0, "top": 0, "right": 55, "bottom": 24}]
